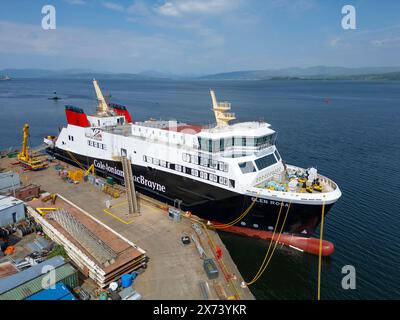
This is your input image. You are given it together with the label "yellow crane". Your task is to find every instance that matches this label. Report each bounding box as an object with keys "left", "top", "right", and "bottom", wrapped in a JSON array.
[
  {"left": 85, "top": 163, "right": 95, "bottom": 175},
  {"left": 18, "top": 123, "right": 48, "bottom": 171}
]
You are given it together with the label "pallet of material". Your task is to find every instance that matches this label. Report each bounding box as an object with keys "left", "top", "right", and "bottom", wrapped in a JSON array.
[{"left": 26, "top": 194, "right": 146, "bottom": 288}]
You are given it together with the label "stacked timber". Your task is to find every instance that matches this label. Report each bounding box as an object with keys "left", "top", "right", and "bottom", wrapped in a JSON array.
[{"left": 26, "top": 194, "right": 146, "bottom": 288}]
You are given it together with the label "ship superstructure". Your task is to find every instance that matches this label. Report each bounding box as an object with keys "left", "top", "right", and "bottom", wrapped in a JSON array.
[{"left": 45, "top": 80, "right": 341, "bottom": 237}]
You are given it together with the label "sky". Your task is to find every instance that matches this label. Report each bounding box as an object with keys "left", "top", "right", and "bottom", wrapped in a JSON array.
[{"left": 0, "top": 0, "right": 399, "bottom": 74}]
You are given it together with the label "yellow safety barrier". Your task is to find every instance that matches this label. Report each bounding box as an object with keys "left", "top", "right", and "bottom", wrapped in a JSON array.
[{"left": 36, "top": 208, "right": 61, "bottom": 216}]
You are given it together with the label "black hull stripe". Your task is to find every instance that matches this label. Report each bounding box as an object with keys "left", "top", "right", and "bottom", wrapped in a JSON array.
[{"left": 48, "top": 148, "right": 334, "bottom": 237}]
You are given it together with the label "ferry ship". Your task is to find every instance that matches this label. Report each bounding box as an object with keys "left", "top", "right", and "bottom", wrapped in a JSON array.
[{"left": 44, "top": 80, "right": 341, "bottom": 238}]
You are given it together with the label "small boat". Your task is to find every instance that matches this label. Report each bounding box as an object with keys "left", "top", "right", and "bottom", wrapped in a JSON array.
[
  {"left": 48, "top": 91, "right": 61, "bottom": 100},
  {"left": 0, "top": 75, "right": 11, "bottom": 81}
]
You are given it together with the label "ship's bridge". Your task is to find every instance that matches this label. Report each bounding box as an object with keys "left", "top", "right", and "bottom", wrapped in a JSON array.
[{"left": 197, "top": 121, "right": 276, "bottom": 156}]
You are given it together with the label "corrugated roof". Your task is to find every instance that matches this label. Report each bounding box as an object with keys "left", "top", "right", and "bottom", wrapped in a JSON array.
[
  {"left": 0, "top": 263, "right": 77, "bottom": 300},
  {"left": 0, "top": 256, "right": 65, "bottom": 294},
  {"left": 25, "top": 282, "right": 76, "bottom": 300},
  {"left": 0, "top": 195, "right": 24, "bottom": 211}
]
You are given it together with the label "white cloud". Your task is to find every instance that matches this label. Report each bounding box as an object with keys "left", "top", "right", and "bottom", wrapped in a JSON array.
[
  {"left": 157, "top": 0, "right": 238, "bottom": 17},
  {"left": 0, "top": 20, "right": 226, "bottom": 72},
  {"left": 102, "top": 1, "right": 124, "bottom": 12},
  {"left": 268, "top": 0, "right": 315, "bottom": 13},
  {"left": 328, "top": 25, "right": 400, "bottom": 49},
  {"left": 0, "top": 21, "right": 176, "bottom": 59},
  {"left": 371, "top": 37, "right": 400, "bottom": 48},
  {"left": 64, "top": 0, "right": 87, "bottom": 5},
  {"left": 329, "top": 37, "right": 341, "bottom": 47},
  {"left": 158, "top": 2, "right": 181, "bottom": 17},
  {"left": 127, "top": 0, "right": 152, "bottom": 16}
]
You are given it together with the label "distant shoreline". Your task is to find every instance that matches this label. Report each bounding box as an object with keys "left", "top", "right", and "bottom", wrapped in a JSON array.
[
  {"left": 1, "top": 66, "right": 400, "bottom": 81},
  {"left": 2, "top": 77, "right": 399, "bottom": 82}
]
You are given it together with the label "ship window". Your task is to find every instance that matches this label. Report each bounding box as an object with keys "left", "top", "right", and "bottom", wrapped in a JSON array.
[
  {"left": 175, "top": 164, "right": 182, "bottom": 172},
  {"left": 224, "top": 163, "right": 229, "bottom": 172},
  {"left": 255, "top": 153, "right": 277, "bottom": 170},
  {"left": 200, "top": 157, "right": 209, "bottom": 167},
  {"left": 121, "top": 148, "right": 127, "bottom": 157},
  {"left": 210, "top": 160, "right": 218, "bottom": 169},
  {"left": 143, "top": 155, "right": 147, "bottom": 162},
  {"left": 220, "top": 139, "right": 224, "bottom": 151},
  {"left": 160, "top": 160, "right": 166, "bottom": 167},
  {"left": 191, "top": 169, "right": 199, "bottom": 177},
  {"left": 239, "top": 161, "right": 256, "bottom": 174},
  {"left": 153, "top": 158, "right": 160, "bottom": 165},
  {"left": 219, "top": 176, "right": 228, "bottom": 185},
  {"left": 200, "top": 171, "right": 208, "bottom": 180},
  {"left": 234, "top": 136, "right": 242, "bottom": 146},
  {"left": 192, "top": 155, "right": 199, "bottom": 165},
  {"left": 229, "top": 179, "right": 235, "bottom": 188}
]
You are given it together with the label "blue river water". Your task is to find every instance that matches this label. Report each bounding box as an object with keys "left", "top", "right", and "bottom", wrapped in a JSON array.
[{"left": 0, "top": 78, "right": 399, "bottom": 299}]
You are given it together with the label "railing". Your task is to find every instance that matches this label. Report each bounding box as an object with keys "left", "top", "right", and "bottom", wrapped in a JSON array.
[
  {"left": 219, "top": 112, "right": 236, "bottom": 119},
  {"left": 215, "top": 102, "right": 232, "bottom": 110}
]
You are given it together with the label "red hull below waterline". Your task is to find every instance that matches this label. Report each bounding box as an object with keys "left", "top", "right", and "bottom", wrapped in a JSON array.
[{"left": 216, "top": 224, "right": 334, "bottom": 256}]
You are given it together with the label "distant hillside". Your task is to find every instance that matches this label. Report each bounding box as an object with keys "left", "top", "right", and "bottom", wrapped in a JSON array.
[
  {"left": 0, "top": 69, "right": 154, "bottom": 80},
  {"left": 1, "top": 66, "right": 400, "bottom": 80},
  {"left": 199, "top": 66, "right": 400, "bottom": 80},
  {"left": 268, "top": 72, "right": 400, "bottom": 81},
  {"left": 52, "top": 72, "right": 153, "bottom": 80}
]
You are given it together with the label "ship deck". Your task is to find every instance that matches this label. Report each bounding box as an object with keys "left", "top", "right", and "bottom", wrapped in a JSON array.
[{"left": 254, "top": 165, "right": 337, "bottom": 194}]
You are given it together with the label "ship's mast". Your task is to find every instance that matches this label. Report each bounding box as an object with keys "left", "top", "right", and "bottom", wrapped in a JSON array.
[
  {"left": 93, "top": 79, "right": 111, "bottom": 116},
  {"left": 210, "top": 90, "right": 236, "bottom": 126}
]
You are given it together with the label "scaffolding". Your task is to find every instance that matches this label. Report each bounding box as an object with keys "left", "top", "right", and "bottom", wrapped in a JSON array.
[
  {"left": 121, "top": 156, "right": 139, "bottom": 215},
  {"left": 47, "top": 209, "right": 117, "bottom": 266}
]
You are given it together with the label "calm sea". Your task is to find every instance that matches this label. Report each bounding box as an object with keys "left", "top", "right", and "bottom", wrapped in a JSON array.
[{"left": 0, "top": 78, "right": 399, "bottom": 299}]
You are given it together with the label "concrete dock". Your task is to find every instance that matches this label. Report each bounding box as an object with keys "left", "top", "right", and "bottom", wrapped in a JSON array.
[{"left": 0, "top": 156, "right": 254, "bottom": 300}]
